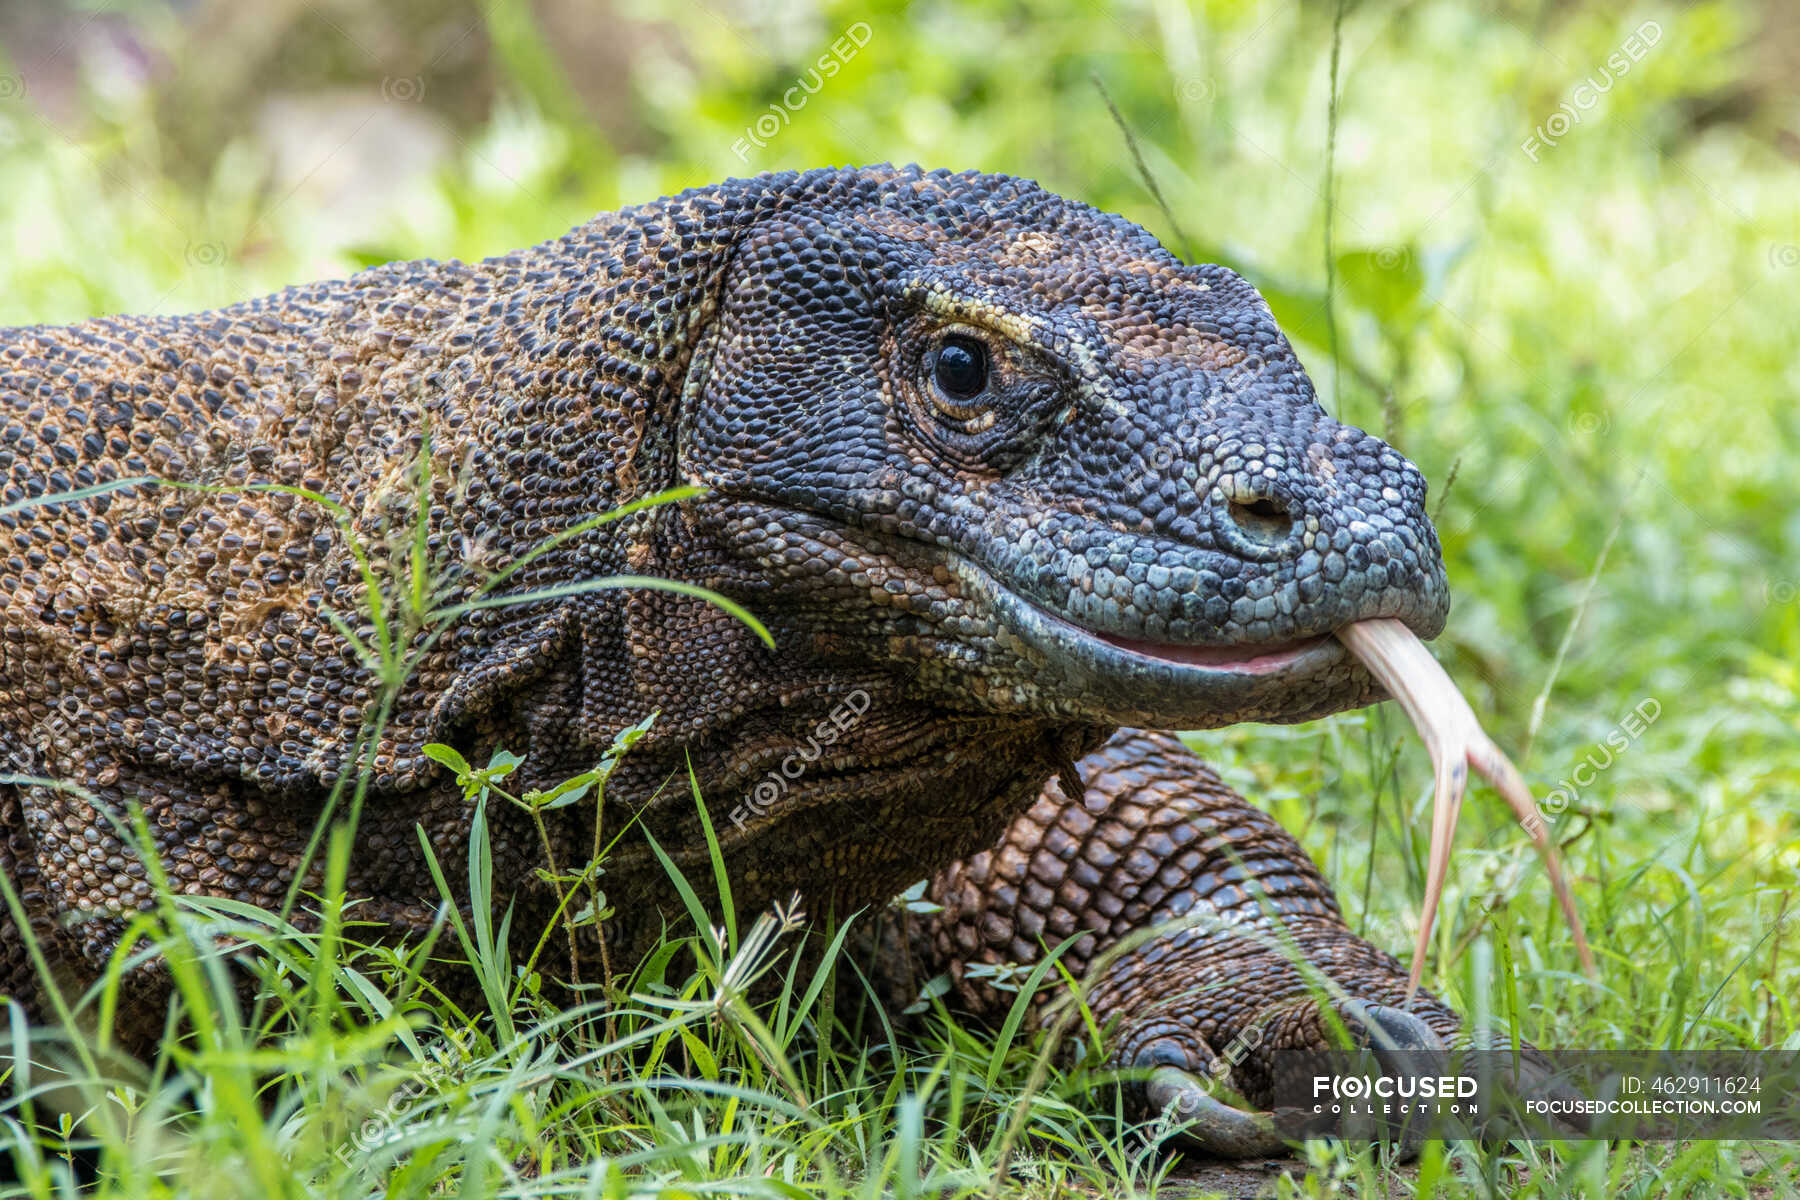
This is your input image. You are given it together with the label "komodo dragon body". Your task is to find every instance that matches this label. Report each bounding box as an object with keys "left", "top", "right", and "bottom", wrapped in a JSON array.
[{"left": 2, "top": 165, "right": 1495, "bottom": 1152}]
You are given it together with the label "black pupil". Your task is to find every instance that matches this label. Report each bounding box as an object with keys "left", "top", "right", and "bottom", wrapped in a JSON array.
[{"left": 934, "top": 337, "right": 988, "bottom": 400}]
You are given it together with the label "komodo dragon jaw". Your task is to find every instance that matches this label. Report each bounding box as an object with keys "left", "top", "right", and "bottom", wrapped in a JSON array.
[{"left": 678, "top": 170, "right": 1448, "bottom": 731}]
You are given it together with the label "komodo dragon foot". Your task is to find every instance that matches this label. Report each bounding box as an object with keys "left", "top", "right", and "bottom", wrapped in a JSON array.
[{"left": 872, "top": 728, "right": 1568, "bottom": 1157}]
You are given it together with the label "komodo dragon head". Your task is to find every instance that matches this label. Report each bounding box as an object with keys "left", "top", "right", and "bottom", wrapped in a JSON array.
[{"left": 677, "top": 166, "right": 1448, "bottom": 734}]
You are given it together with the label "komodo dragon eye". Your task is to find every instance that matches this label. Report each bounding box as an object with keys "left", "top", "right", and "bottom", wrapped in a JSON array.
[
  {"left": 932, "top": 335, "right": 989, "bottom": 402},
  {"left": 897, "top": 322, "right": 1060, "bottom": 472}
]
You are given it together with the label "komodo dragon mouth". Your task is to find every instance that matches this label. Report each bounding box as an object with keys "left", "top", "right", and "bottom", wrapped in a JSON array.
[
  {"left": 968, "top": 558, "right": 1594, "bottom": 990},
  {"left": 943, "top": 542, "right": 1592, "bottom": 985},
  {"left": 1090, "top": 632, "right": 1327, "bottom": 674},
  {"left": 955, "top": 552, "right": 1346, "bottom": 686}
]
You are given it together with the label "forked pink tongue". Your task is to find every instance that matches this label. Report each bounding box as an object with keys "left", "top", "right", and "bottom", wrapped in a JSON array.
[{"left": 1336, "top": 618, "right": 1597, "bottom": 997}]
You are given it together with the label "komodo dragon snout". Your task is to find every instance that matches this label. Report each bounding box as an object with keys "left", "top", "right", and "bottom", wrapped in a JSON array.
[{"left": 680, "top": 173, "right": 1448, "bottom": 731}]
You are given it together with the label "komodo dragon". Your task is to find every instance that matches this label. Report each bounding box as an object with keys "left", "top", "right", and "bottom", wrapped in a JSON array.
[{"left": 0, "top": 165, "right": 1550, "bottom": 1154}]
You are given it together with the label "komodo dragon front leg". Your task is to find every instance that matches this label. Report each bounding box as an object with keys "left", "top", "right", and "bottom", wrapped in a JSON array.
[{"left": 874, "top": 729, "right": 1521, "bottom": 1156}]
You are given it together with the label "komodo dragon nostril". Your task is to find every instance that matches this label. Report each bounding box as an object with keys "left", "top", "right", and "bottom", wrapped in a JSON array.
[
  {"left": 1227, "top": 495, "right": 1292, "bottom": 545},
  {"left": 1212, "top": 476, "right": 1300, "bottom": 558}
]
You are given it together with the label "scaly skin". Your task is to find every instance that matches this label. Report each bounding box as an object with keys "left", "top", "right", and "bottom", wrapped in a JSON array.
[
  {"left": 1, "top": 166, "right": 1465, "bottom": 1152},
  {"left": 867, "top": 729, "right": 1470, "bottom": 1153}
]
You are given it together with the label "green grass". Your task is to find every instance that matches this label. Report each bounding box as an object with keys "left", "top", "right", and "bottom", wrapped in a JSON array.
[{"left": 2, "top": 0, "right": 1799, "bottom": 1195}]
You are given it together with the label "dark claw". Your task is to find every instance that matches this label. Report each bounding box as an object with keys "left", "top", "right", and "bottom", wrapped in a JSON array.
[
  {"left": 1340, "top": 1002, "right": 1451, "bottom": 1158},
  {"left": 1146, "top": 1065, "right": 1290, "bottom": 1159},
  {"left": 1161, "top": 1002, "right": 1455, "bottom": 1160},
  {"left": 1120, "top": 990, "right": 1581, "bottom": 1157},
  {"left": 1351, "top": 1002, "right": 1449, "bottom": 1056}
]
